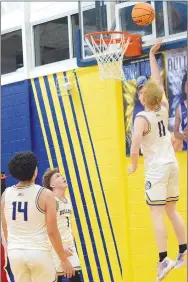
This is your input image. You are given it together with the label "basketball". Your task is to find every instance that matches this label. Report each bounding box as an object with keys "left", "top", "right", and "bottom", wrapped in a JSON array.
[{"left": 132, "top": 2, "right": 155, "bottom": 26}]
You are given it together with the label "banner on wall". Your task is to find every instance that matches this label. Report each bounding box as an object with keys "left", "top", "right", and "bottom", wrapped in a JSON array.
[
  {"left": 122, "top": 54, "right": 165, "bottom": 156},
  {"left": 166, "top": 47, "right": 187, "bottom": 151}
]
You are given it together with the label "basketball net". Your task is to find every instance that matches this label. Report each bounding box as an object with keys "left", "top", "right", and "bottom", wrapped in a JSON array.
[{"left": 85, "top": 32, "right": 130, "bottom": 81}]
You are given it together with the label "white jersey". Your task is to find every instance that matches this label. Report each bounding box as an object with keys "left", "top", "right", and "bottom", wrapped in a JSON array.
[
  {"left": 54, "top": 196, "right": 73, "bottom": 246},
  {"left": 51, "top": 196, "right": 81, "bottom": 272},
  {"left": 4, "top": 184, "right": 50, "bottom": 251},
  {"left": 136, "top": 106, "right": 176, "bottom": 169}
]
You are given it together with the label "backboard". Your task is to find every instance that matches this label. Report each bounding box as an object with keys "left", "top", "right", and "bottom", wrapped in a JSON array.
[{"left": 76, "top": 1, "right": 187, "bottom": 68}]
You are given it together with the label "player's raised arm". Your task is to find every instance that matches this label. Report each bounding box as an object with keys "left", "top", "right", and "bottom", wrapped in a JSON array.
[{"left": 149, "top": 39, "right": 169, "bottom": 110}]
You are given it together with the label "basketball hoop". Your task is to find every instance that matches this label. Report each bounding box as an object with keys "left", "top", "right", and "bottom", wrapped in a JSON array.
[{"left": 85, "top": 31, "right": 131, "bottom": 81}]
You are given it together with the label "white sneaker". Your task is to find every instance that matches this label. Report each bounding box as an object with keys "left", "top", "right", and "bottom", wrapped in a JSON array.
[
  {"left": 156, "top": 257, "right": 175, "bottom": 281},
  {"left": 174, "top": 250, "right": 187, "bottom": 269}
]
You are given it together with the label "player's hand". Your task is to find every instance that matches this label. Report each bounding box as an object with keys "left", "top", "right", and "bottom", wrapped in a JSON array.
[
  {"left": 127, "top": 165, "right": 137, "bottom": 175},
  {"left": 61, "top": 258, "right": 75, "bottom": 279},
  {"left": 150, "top": 38, "right": 162, "bottom": 55},
  {"left": 64, "top": 247, "right": 73, "bottom": 257}
]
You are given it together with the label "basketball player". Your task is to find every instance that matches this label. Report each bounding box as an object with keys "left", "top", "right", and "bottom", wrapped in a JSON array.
[
  {"left": 128, "top": 39, "right": 187, "bottom": 281},
  {"left": 174, "top": 71, "right": 188, "bottom": 150},
  {"left": 1, "top": 152, "right": 75, "bottom": 282},
  {"left": 42, "top": 168, "right": 81, "bottom": 282}
]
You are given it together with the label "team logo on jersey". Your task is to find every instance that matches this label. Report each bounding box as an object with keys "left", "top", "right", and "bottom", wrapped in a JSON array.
[
  {"left": 60, "top": 209, "right": 71, "bottom": 215},
  {"left": 17, "top": 193, "right": 24, "bottom": 196},
  {"left": 145, "top": 181, "right": 152, "bottom": 190}
]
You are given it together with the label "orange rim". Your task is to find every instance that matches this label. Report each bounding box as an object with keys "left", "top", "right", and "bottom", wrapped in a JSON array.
[{"left": 84, "top": 31, "right": 132, "bottom": 44}]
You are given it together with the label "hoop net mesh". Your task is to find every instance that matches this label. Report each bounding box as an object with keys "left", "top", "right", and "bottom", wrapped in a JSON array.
[{"left": 85, "top": 33, "right": 130, "bottom": 81}]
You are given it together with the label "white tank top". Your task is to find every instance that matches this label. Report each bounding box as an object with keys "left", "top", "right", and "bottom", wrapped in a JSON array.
[
  {"left": 54, "top": 196, "right": 73, "bottom": 247},
  {"left": 136, "top": 106, "right": 176, "bottom": 170},
  {"left": 4, "top": 184, "right": 50, "bottom": 251}
]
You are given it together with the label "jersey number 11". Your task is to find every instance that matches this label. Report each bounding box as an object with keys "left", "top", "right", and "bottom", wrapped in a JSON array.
[{"left": 158, "top": 120, "right": 166, "bottom": 137}]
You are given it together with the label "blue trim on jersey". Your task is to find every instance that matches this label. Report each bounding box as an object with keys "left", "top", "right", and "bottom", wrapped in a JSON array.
[
  {"left": 73, "top": 70, "right": 122, "bottom": 276},
  {"left": 35, "top": 187, "right": 46, "bottom": 213},
  {"left": 146, "top": 201, "right": 166, "bottom": 206},
  {"left": 146, "top": 193, "right": 179, "bottom": 206},
  {"left": 135, "top": 114, "right": 151, "bottom": 136},
  {"left": 166, "top": 196, "right": 179, "bottom": 200},
  {"left": 146, "top": 192, "right": 166, "bottom": 203},
  {"left": 146, "top": 199, "right": 178, "bottom": 206},
  {"left": 44, "top": 75, "right": 94, "bottom": 282},
  {"left": 14, "top": 184, "right": 33, "bottom": 189}
]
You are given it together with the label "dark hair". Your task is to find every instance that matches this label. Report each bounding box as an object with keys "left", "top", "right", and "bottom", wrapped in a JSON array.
[
  {"left": 8, "top": 152, "right": 37, "bottom": 181},
  {"left": 42, "top": 168, "right": 59, "bottom": 190},
  {"left": 181, "top": 71, "right": 187, "bottom": 100}
]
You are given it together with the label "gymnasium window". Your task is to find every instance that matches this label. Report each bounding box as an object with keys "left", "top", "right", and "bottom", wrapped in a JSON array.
[
  {"left": 1, "top": 30, "right": 23, "bottom": 75},
  {"left": 83, "top": 6, "right": 107, "bottom": 34},
  {"left": 154, "top": 1, "right": 165, "bottom": 37},
  {"left": 82, "top": 5, "right": 108, "bottom": 57},
  {"left": 71, "top": 13, "right": 79, "bottom": 58},
  {"left": 34, "top": 17, "right": 69, "bottom": 66},
  {"left": 167, "top": 2, "right": 187, "bottom": 35}
]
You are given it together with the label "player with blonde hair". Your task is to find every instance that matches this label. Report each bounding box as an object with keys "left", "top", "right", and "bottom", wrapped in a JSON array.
[{"left": 128, "top": 39, "right": 187, "bottom": 281}]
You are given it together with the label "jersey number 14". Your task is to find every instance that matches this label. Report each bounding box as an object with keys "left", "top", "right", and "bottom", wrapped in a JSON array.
[{"left": 12, "top": 202, "right": 28, "bottom": 221}]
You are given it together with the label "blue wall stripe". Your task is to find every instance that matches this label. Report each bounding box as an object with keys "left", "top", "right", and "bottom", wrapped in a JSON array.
[
  {"left": 43, "top": 76, "right": 93, "bottom": 282},
  {"left": 73, "top": 70, "right": 122, "bottom": 275},
  {"left": 53, "top": 73, "right": 103, "bottom": 282},
  {"left": 63, "top": 71, "right": 114, "bottom": 282},
  {"left": 34, "top": 78, "right": 58, "bottom": 168}
]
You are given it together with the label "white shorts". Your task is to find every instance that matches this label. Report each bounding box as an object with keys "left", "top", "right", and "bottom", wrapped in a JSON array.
[
  {"left": 8, "top": 249, "right": 56, "bottom": 282},
  {"left": 145, "top": 161, "right": 179, "bottom": 206},
  {"left": 53, "top": 244, "right": 81, "bottom": 275}
]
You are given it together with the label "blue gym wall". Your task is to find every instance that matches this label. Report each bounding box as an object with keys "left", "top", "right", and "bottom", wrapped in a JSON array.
[
  {"left": 1, "top": 81, "right": 32, "bottom": 187},
  {"left": 1, "top": 80, "right": 53, "bottom": 188}
]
